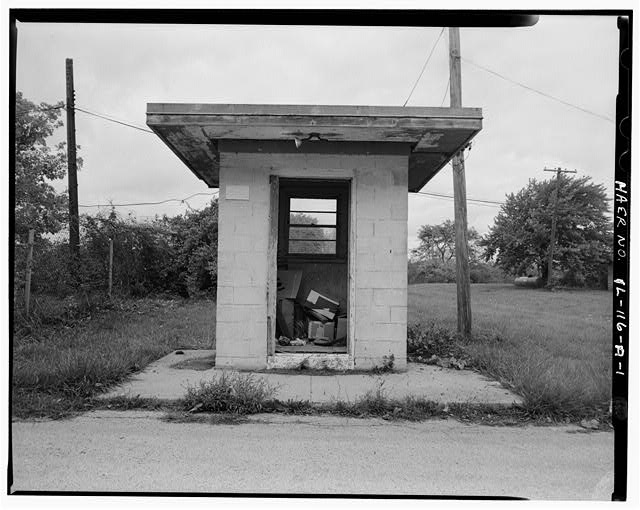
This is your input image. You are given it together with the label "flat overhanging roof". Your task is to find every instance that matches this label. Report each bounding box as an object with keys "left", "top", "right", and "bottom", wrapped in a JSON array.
[{"left": 146, "top": 103, "right": 482, "bottom": 192}]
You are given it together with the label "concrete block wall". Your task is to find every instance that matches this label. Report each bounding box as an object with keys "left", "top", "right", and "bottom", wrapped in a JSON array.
[
  {"left": 215, "top": 147, "right": 408, "bottom": 370},
  {"left": 353, "top": 157, "right": 408, "bottom": 370},
  {"left": 215, "top": 161, "right": 270, "bottom": 369}
]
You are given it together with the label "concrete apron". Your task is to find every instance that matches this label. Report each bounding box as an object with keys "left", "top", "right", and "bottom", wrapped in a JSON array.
[{"left": 100, "top": 349, "right": 523, "bottom": 405}]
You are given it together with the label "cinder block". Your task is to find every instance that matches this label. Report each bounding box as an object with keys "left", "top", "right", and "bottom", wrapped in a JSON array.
[
  {"left": 372, "top": 248, "right": 394, "bottom": 267},
  {"left": 390, "top": 305, "right": 407, "bottom": 323},
  {"left": 233, "top": 252, "right": 263, "bottom": 270},
  {"left": 375, "top": 219, "right": 404, "bottom": 237},
  {"left": 386, "top": 271, "right": 409, "bottom": 289},
  {"left": 373, "top": 288, "right": 406, "bottom": 306},
  {"left": 390, "top": 200, "right": 408, "bottom": 221},
  {"left": 217, "top": 304, "right": 263, "bottom": 323},
  {"left": 391, "top": 252, "right": 409, "bottom": 269},
  {"left": 356, "top": 270, "right": 389, "bottom": 289},
  {"left": 370, "top": 323, "right": 395, "bottom": 341},
  {"left": 216, "top": 286, "right": 234, "bottom": 304},
  {"left": 357, "top": 199, "right": 391, "bottom": 220},
  {"left": 224, "top": 201, "right": 252, "bottom": 217},
  {"left": 233, "top": 287, "right": 266, "bottom": 305},
  {"left": 252, "top": 200, "right": 270, "bottom": 218},
  {"left": 217, "top": 218, "right": 234, "bottom": 239},
  {"left": 215, "top": 321, "right": 241, "bottom": 343},
  {"left": 354, "top": 288, "right": 373, "bottom": 304},
  {"left": 355, "top": 237, "right": 376, "bottom": 255},
  {"left": 387, "top": 323, "right": 408, "bottom": 343},
  {"left": 216, "top": 355, "right": 266, "bottom": 371},
  {"left": 356, "top": 220, "right": 375, "bottom": 239},
  {"left": 355, "top": 252, "right": 376, "bottom": 271},
  {"left": 231, "top": 235, "right": 254, "bottom": 252}
]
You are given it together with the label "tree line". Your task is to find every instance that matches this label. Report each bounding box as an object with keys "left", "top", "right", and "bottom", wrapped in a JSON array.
[
  {"left": 15, "top": 90, "right": 613, "bottom": 299},
  {"left": 14, "top": 91, "right": 218, "bottom": 300},
  {"left": 411, "top": 176, "right": 612, "bottom": 288}
]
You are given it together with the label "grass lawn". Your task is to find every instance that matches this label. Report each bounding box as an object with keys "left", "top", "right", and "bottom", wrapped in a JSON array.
[
  {"left": 12, "top": 296, "right": 216, "bottom": 418},
  {"left": 13, "top": 284, "right": 612, "bottom": 421},
  {"left": 409, "top": 283, "right": 612, "bottom": 418}
]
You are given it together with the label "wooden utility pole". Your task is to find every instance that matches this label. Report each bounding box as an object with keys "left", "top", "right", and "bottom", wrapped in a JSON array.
[
  {"left": 66, "top": 58, "right": 80, "bottom": 263},
  {"left": 24, "top": 229, "right": 35, "bottom": 317},
  {"left": 543, "top": 167, "right": 577, "bottom": 287},
  {"left": 448, "top": 27, "right": 472, "bottom": 336},
  {"left": 108, "top": 238, "right": 114, "bottom": 298}
]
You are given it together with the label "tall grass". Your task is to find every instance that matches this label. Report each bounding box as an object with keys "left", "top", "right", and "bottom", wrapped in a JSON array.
[
  {"left": 408, "top": 283, "right": 611, "bottom": 418},
  {"left": 183, "top": 371, "right": 277, "bottom": 414},
  {"left": 12, "top": 297, "right": 216, "bottom": 418}
]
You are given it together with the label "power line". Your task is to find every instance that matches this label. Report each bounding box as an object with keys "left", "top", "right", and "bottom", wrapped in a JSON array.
[
  {"left": 74, "top": 105, "right": 155, "bottom": 134},
  {"left": 462, "top": 57, "right": 615, "bottom": 124},
  {"left": 403, "top": 27, "right": 446, "bottom": 107},
  {"left": 411, "top": 190, "right": 503, "bottom": 207},
  {"left": 439, "top": 77, "right": 450, "bottom": 107},
  {"left": 16, "top": 104, "right": 65, "bottom": 114},
  {"left": 79, "top": 191, "right": 219, "bottom": 208}
]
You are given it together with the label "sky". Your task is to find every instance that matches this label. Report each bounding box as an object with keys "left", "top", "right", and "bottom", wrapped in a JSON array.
[{"left": 15, "top": 14, "right": 620, "bottom": 250}]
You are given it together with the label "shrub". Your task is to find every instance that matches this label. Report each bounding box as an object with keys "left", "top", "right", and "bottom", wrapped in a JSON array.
[
  {"left": 409, "top": 259, "right": 508, "bottom": 284},
  {"left": 13, "top": 200, "right": 219, "bottom": 300},
  {"left": 407, "top": 320, "right": 460, "bottom": 358}
]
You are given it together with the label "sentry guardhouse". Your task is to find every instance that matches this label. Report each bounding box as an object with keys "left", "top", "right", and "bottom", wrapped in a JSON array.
[{"left": 147, "top": 104, "right": 482, "bottom": 370}]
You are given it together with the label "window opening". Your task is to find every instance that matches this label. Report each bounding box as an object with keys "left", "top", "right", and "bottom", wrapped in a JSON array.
[{"left": 289, "top": 198, "right": 337, "bottom": 255}]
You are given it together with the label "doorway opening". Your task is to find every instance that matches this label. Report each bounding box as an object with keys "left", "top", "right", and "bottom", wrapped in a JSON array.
[{"left": 274, "top": 179, "right": 350, "bottom": 354}]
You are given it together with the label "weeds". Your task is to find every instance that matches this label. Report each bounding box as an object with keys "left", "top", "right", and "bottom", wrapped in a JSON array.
[
  {"left": 12, "top": 297, "right": 215, "bottom": 419},
  {"left": 371, "top": 354, "right": 395, "bottom": 374},
  {"left": 183, "top": 371, "right": 277, "bottom": 414},
  {"left": 407, "top": 320, "right": 471, "bottom": 369}
]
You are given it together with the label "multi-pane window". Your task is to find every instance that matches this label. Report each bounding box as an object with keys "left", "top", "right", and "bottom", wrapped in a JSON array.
[
  {"left": 278, "top": 180, "right": 349, "bottom": 262},
  {"left": 288, "top": 198, "right": 337, "bottom": 255}
]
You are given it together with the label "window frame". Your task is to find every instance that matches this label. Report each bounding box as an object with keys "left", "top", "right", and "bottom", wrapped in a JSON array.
[{"left": 278, "top": 179, "right": 350, "bottom": 264}]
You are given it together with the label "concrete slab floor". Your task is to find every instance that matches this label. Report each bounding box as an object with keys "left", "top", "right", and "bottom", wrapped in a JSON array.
[{"left": 101, "top": 350, "right": 522, "bottom": 405}]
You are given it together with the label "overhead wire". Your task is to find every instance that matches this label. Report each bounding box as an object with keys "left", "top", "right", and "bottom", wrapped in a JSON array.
[
  {"left": 16, "top": 104, "right": 65, "bottom": 114},
  {"left": 17, "top": 48, "right": 602, "bottom": 215},
  {"left": 461, "top": 57, "right": 615, "bottom": 124},
  {"left": 79, "top": 191, "right": 219, "bottom": 209},
  {"left": 403, "top": 27, "right": 446, "bottom": 107},
  {"left": 411, "top": 190, "right": 502, "bottom": 207},
  {"left": 439, "top": 77, "right": 450, "bottom": 107},
  {"left": 74, "top": 105, "right": 155, "bottom": 134}
]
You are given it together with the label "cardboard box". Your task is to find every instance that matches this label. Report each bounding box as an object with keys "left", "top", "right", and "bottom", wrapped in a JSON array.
[
  {"left": 308, "top": 321, "right": 335, "bottom": 340},
  {"left": 276, "top": 299, "right": 295, "bottom": 339},
  {"left": 304, "top": 290, "right": 339, "bottom": 312},
  {"left": 277, "top": 270, "right": 303, "bottom": 300},
  {"left": 306, "top": 308, "right": 335, "bottom": 322},
  {"left": 335, "top": 317, "right": 347, "bottom": 342}
]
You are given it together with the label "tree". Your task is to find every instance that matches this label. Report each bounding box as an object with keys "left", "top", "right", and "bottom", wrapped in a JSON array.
[
  {"left": 481, "top": 175, "right": 612, "bottom": 286},
  {"left": 411, "top": 219, "right": 481, "bottom": 263},
  {"left": 15, "top": 91, "right": 75, "bottom": 241},
  {"left": 409, "top": 220, "right": 505, "bottom": 284}
]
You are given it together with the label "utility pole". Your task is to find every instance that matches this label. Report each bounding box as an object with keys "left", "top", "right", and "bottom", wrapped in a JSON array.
[
  {"left": 24, "top": 229, "right": 35, "bottom": 317},
  {"left": 108, "top": 238, "right": 113, "bottom": 298},
  {"left": 543, "top": 166, "right": 577, "bottom": 287},
  {"left": 448, "top": 27, "right": 472, "bottom": 336},
  {"left": 66, "top": 58, "right": 80, "bottom": 264}
]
